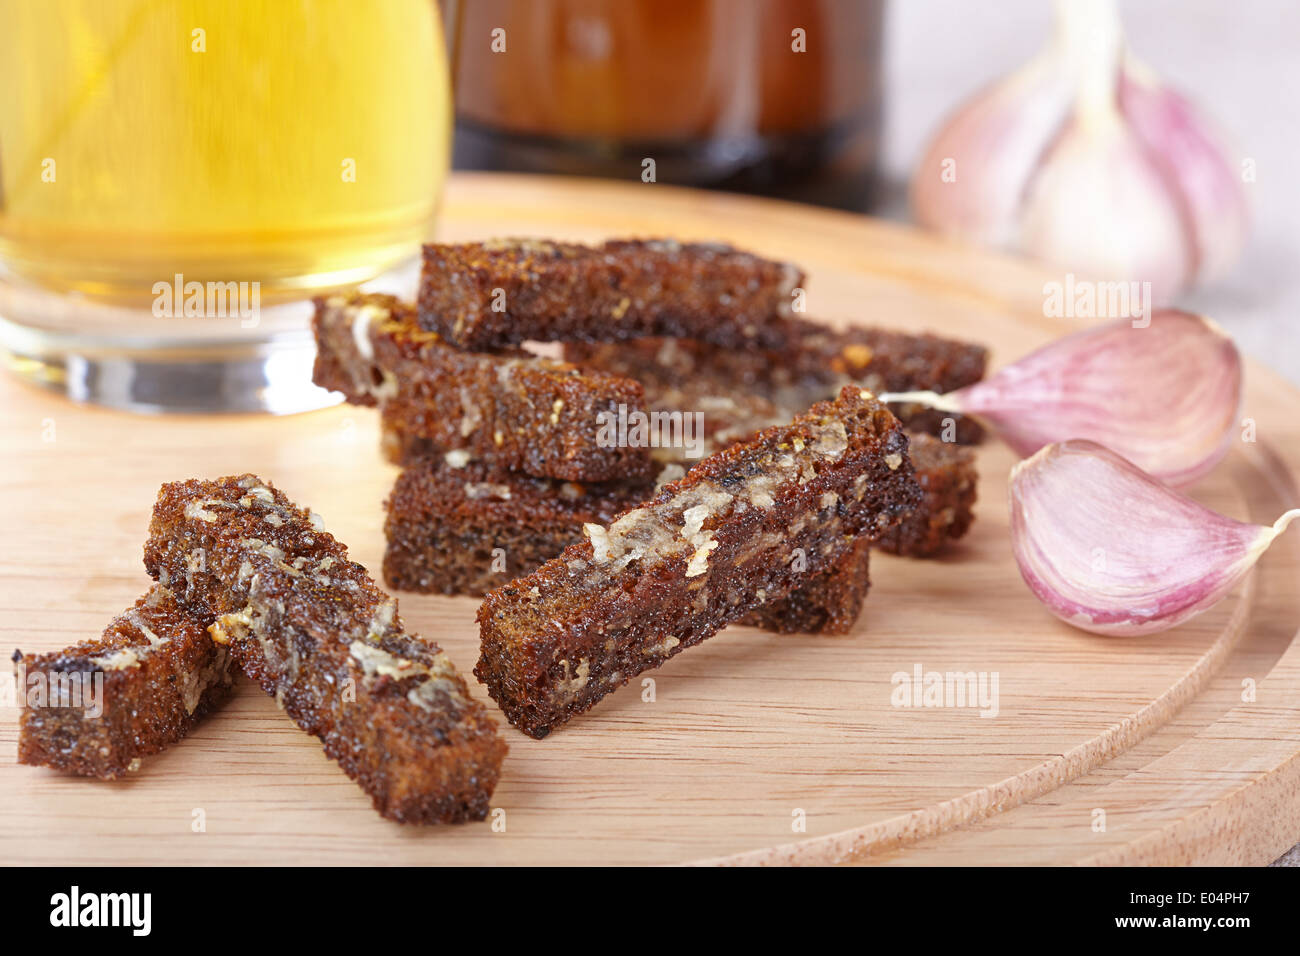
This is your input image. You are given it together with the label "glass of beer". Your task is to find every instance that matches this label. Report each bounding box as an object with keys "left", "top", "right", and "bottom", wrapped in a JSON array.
[{"left": 0, "top": 0, "right": 451, "bottom": 412}]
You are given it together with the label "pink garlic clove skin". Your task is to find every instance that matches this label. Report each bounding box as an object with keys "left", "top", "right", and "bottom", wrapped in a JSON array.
[
  {"left": 954, "top": 311, "right": 1242, "bottom": 487},
  {"left": 1009, "top": 441, "right": 1291, "bottom": 637},
  {"left": 1118, "top": 59, "right": 1251, "bottom": 284}
]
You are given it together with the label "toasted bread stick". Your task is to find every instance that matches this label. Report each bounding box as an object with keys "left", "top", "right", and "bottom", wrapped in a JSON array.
[
  {"left": 417, "top": 238, "right": 803, "bottom": 351},
  {"left": 313, "top": 292, "right": 654, "bottom": 482},
  {"left": 476, "top": 387, "right": 921, "bottom": 738},
  {"left": 564, "top": 322, "right": 988, "bottom": 443},
  {"left": 143, "top": 474, "right": 507, "bottom": 824},
  {"left": 875, "top": 433, "right": 977, "bottom": 558},
  {"left": 14, "top": 585, "right": 232, "bottom": 779},
  {"left": 382, "top": 451, "right": 873, "bottom": 634}
]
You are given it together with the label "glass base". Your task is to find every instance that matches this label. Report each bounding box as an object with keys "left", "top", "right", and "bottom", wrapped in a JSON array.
[
  {"left": 0, "top": 315, "right": 338, "bottom": 414},
  {"left": 0, "top": 260, "right": 419, "bottom": 414}
]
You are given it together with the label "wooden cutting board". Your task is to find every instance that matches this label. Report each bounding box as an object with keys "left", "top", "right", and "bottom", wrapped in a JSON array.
[{"left": 3, "top": 173, "right": 1298, "bottom": 866}]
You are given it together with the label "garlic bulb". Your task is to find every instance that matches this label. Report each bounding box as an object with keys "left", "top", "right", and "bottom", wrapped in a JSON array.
[
  {"left": 911, "top": 0, "right": 1249, "bottom": 303},
  {"left": 881, "top": 310, "right": 1242, "bottom": 487},
  {"left": 1010, "top": 440, "right": 1297, "bottom": 637}
]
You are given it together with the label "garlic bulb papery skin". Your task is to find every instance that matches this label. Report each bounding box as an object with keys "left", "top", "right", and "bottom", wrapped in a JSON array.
[
  {"left": 1118, "top": 58, "right": 1251, "bottom": 284},
  {"left": 911, "top": 0, "right": 1249, "bottom": 304},
  {"left": 1009, "top": 441, "right": 1298, "bottom": 637},
  {"left": 881, "top": 310, "right": 1242, "bottom": 488}
]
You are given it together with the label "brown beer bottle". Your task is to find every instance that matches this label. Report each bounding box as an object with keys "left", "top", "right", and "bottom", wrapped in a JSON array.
[{"left": 446, "top": 0, "right": 884, "bottom": 210}]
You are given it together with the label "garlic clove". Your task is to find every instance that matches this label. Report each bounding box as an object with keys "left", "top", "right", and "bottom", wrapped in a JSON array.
[
  {"left": 882, "top": 310, "right": 1242, "bottom": 487},
  {"left": 1009, "top": 440, "right": 1297, "bottom": 637},
  {"left": 1118, "top": 58, "right": 1251, "bottom": 284},
  {"left": 1018, "top": 109, "right": 1193, "bottom": 304},
  {"left": 912, "top": 53, "right": 1076, "bottom": 248}
]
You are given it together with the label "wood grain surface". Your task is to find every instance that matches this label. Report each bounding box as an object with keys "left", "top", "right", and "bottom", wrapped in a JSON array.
[{"left": 2, "top": 173, "right": 1297, "bottom": 866}]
